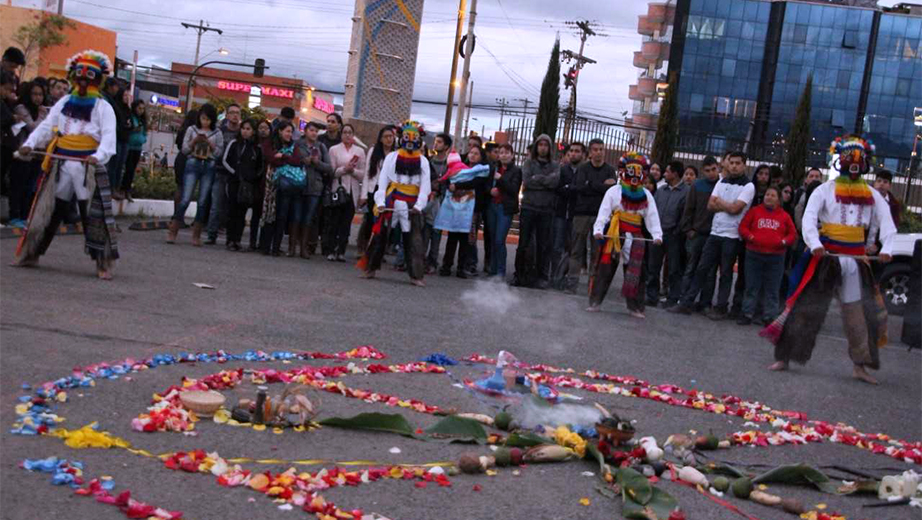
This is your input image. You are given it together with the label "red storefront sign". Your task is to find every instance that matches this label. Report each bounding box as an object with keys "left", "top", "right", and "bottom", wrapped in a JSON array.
[
  {"left": 216, "top": 80, "right": 294, "bottom": 99},
  {"left": 313, "top": 96, "right": 334, "bottom": 114}
]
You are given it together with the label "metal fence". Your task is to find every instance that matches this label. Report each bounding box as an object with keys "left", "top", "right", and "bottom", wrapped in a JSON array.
[{"left": 500, "top": 117, "right": 652, "bottom": 164}]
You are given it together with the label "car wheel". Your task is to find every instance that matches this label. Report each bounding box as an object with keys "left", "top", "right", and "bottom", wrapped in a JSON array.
[{"left": 880, "top": 263, "right": 910, "bottom": 316}]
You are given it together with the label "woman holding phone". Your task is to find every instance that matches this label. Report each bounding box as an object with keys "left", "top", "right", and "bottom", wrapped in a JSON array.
[{"left": 325, "top": 124, "right": 365, "bottom": 261}]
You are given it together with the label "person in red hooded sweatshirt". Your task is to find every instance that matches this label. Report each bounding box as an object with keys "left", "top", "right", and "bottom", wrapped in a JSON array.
[{"left": 737, "top": 186, "right": 796, "bottom": 326}]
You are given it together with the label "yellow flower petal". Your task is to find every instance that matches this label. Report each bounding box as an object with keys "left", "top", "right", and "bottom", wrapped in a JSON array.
[
  {"left": 252, "top": 424, "right": 267, "bottom": 431},
  {"left": 815, "top": 503, "right": 827, "bottom": 510},
  {"left": 272, "top": 428, "right": 284, "bottom": 434},
  {"left": 757, "top": 484, "right": 768, "bottom": 490},
  {"left": 579, "top": 498, "right": 590, "bottom": 506}
]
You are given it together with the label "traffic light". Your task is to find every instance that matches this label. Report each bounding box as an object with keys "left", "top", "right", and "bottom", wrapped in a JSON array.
[
  {"left": 563, "top": 67, "right": 578, "bottom": 88},
  {"left": 254, "top": 58, "right": 266, "bottom": 78}
]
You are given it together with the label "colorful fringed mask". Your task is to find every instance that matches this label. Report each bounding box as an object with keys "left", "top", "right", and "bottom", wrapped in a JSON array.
[
  {"left": 618, "top": 151, "right": 649, "bottom": 189},
  {"left": 830, "top": 134, "right": 875, "bottom": 178},
  {"left": 399, "top": 120, "right": 423, "bottom": 153}
]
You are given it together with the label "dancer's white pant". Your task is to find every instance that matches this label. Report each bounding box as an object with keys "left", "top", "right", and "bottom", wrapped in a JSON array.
[
  {"left": 838, "top": 257, "right": 861, "bottom": 304},
  {"left": 54, "top": 160, "right": 91, "bottom": 201}
]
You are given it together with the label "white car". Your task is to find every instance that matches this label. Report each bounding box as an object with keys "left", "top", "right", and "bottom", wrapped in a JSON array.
[{"left": 880, "top": 232, "right": 922, "bottom": 316}]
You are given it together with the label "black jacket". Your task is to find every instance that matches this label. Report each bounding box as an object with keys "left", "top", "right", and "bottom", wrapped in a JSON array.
[
  {"left": 571, "top": 160, "right": 617, "bottom": 216},
  {"left": 491, "top": 163, "right": 523, "bottom": 215},
  {"left": 555, "top": 162, "right": 579, "bottom": 218},
  {"left": 520, "top": 134, "right": 560, "bottom": 213},
  {"left": 222, "top": 138, "right": 264, "bottom": 183},
  {"left": 102, "top": 91, "right": 130, "bottom": 142}
]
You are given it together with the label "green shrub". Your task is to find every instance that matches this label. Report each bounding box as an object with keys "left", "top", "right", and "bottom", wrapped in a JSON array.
[
  {"left": 132, "top": 166, "right": 177, "bottom": 200},
  {"left": 898, "top": 207, "right": 922, "bottom": 234}
]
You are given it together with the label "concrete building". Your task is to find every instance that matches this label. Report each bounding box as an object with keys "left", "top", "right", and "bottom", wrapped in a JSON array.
[
  {"left": 0, "top": 4, "right": 116, "bottom": 80},
  {"left": 627, "top": 2, "right": 677, "bottom": 142},
  {"left": 640, "top": 0, "right": 921, "bottom": 171},
  {"left": 342, "top": 0, "right": 424, "bottom": 141},
  {"left": 172, "top": 62, "right": 336, "bottom": 128}
]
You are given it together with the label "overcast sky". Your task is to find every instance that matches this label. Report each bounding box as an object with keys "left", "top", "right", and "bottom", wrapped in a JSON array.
[{"left": 13, "top": 0, "right": 903, "bottom": 137}]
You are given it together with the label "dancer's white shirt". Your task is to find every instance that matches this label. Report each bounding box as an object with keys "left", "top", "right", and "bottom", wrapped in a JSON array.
[
  {"left": 374, "top": 151, "right": 431, "bottom": 232},
  {"left": 593, "top": 185, "right": 663, "bottom": 240},
  {"left": 23, "top": 95, "right": 117, "bottom": 201},
  {"left": 802, "top": 179, "right": 897, "bottom": 303}
]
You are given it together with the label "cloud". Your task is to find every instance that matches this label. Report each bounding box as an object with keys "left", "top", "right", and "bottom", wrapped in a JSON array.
[{"left": 24, "top": 0, "right": 652, "bottom": 134}]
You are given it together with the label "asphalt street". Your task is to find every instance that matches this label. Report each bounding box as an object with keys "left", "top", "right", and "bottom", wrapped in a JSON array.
[{"left": 1, "top": 224, "right": 919, "bottom": 520}]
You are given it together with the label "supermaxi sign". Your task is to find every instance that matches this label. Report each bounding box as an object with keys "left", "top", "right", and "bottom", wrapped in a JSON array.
[{"left": 217, "top": 80, "right": 294, "bottom": 99}]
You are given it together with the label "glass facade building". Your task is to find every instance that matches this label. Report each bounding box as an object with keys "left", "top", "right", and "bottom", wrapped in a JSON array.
[{"left": 669, "top": 0, "right": 922, "bottom": 170}]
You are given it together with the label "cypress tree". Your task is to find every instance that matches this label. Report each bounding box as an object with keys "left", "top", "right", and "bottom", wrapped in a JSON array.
[
  {"left": 650, "top": 72, "right": 679, "bottom": 167},
  {"left": 784, "top": 75, "right": 813, "bottom": 187},
  {"left": 533, "top": 38, "right": 560, "bottom": 142}
]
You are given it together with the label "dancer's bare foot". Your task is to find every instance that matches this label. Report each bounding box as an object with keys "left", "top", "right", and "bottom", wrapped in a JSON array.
[
  {"left": 97, "top": 268, "right": 113, "bottom": 280},
  {"left": 768, "top": 361, "right": 788, "bottom": 371},
  {"left": 629, "top": 310, "right": 646, "bottom": 319},
  {"left": 853, "top": 365, "right": 879, "bottom": 385},
  {"left": 360, "top": 270, "right": 376, "bottom": 279},
  {"left": 13, "top": 256, "right": 39, "bottom": 267},
  {"left": 585, "top": 305, "right": 600, "bottom": 313},
  {"left": 410, "top": 279, "right": 426, "bottom": 287}
]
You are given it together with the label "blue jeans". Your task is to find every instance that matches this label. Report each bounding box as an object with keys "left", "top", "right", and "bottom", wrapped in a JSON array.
[
  {"left": 742, "top": 250, "right": 785, "bottom": 320},
  {"left": 107, "top": 142, "right": 128, "bottom": 190},
  {"left": 694, "top": 235, "right": 743, "bottom": 311},
  {"left": 425, "top": 224, "right": 441, "bottom": 268},
  {"left": 679, "top": 233, "right": 716, "bottom": 309},
  {"left": 299, "top": 194, "right": 320, "bottom": 226},
  {"left": 206, "top": 172, "right": 229, "bottom": 239},
  {"left": 272, "top": 178, "right": 305, "bottom": 252},
  {"left": 485, "top": 202, "right": 513, "bottom": 277},
  {"left": 173, "top": 158, "right": 215, "bottom": 223}
]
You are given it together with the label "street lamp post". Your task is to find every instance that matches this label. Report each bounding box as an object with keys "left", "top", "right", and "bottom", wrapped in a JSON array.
[{"left": 184, "top": 58, "right": 266, "bottom": 112}]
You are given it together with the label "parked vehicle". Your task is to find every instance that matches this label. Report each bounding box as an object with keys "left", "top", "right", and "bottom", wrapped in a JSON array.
[{"left": 879, "top": 232, "right": 922, "bottom": 316}]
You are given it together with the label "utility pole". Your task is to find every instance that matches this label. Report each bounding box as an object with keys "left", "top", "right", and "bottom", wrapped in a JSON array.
[
  {"left": 443, "top": 0, "right": 467, "bottom": 134},
  {"left": 181, "top": 20, "right": 223, "bottom": 109},
  {"left": 561, "top": 20, "right": 603, "bottom": 143},
  {"left": 496, "top": 96, "right": 507, "bottom": 131},
  {"left": 463, "top": 81, "right": 474, "bottom": 139},
  {"left": 453, "top": 0, "right": 477, "bottom": 147},
  {"left": 514, "top": 97, "right": 531, "bottom": 118},
  {"left": 128, "top": 50, "right": 138, "bottom": 103}
]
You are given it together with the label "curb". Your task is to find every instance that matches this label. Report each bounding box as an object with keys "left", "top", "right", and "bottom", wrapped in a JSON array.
[{"left": 0, "top": 223, "right": 84, "bottom": 240}]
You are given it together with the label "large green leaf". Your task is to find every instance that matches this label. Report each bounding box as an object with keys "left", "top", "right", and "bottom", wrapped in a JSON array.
[
  {"left": 622, "top": 487, "right": 679, "bottom": 520},
  {"left": 425, "top": 416, "right": 487, "bottom": 443},
  {"left": 504, "top": 431, "right": 553, "bottom": 448},
  {"left": 616, "top": 467, "right": 653, "bottom": 506},
  {"left": 586, "top": 442, "right": 607, "bottom": 475},
  {"left": 318, "top": 413, "right": 418, "bottom": 438},
  {"left": 753, "top": 464, "right": 841, "bottom": 494}
]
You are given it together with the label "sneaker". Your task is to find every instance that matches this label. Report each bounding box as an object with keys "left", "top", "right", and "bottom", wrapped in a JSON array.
[
  {"left": 667, "top": 305, "right": 692, "bottom": 315},
  {"left": 534, "top": 279, "right": 549, "bottom": 290},
  {"left": 326, "top": 254, "right": 336, "bottom": 262},
  {"left": 465, "top": 268, "right": 479, "bottom": 278},
  {"left": 204, "top": 236, "right": 217, "bottom": 245},
  {"left": 706, "top": 308, "right": 727, "bottom": 321},
  {"left": 335, "top": 254, "right": 346, "bottom": 262},
  {"left": 736, "top": 316, "right": 752, "bottom": 326},
  {"left": 456, "top": 271, "right": 468, "bottom": 279}
]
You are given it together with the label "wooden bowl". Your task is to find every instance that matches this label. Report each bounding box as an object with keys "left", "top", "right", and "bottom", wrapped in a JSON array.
[{"left": 179, "top": 390, "right": 226, "bottom": 417}]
